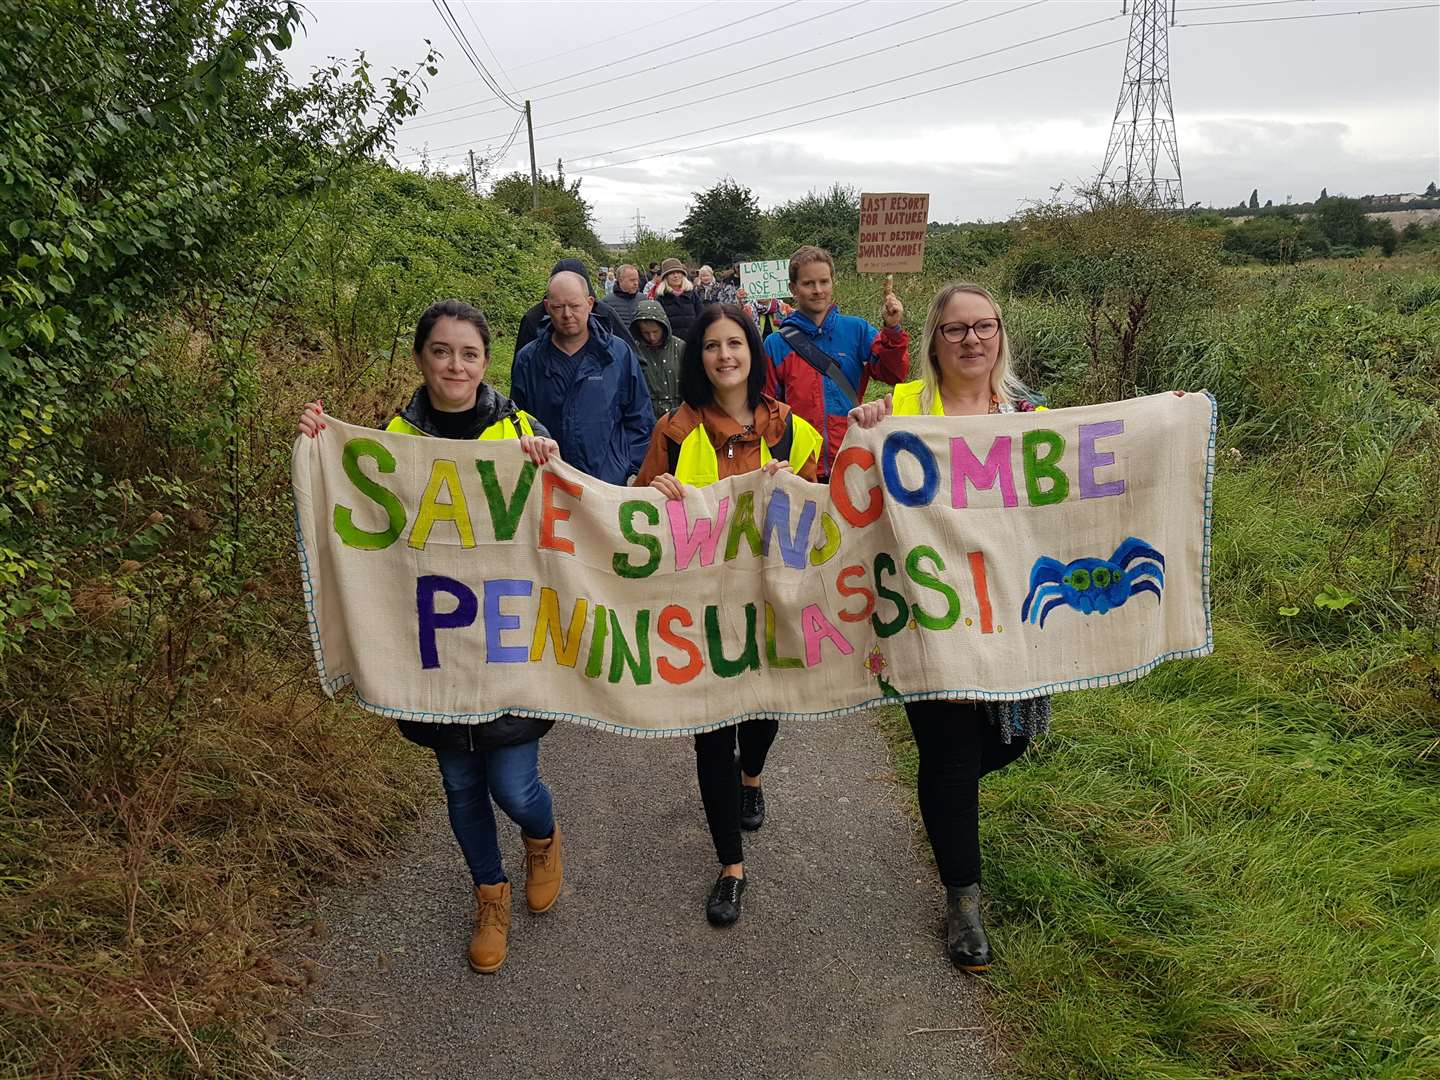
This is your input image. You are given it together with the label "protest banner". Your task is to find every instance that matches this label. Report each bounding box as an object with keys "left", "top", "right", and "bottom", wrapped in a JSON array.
[
  {"left": 292, "top": 392, "right": 1214, "bottom": 737},
  {"left": 739, "top": 259, "right": 790, "bottom": 300},
  {"left": 857, "top": 192, "right": 930, "bottom": 273}
]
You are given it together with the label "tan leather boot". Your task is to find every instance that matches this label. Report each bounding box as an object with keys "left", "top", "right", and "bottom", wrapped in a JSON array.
[
  {"left": 468, "top": 881, "right": 510, "bottom": 973},
  {"left": 522, "top": 825, "right": 563, "bottom": 914}
]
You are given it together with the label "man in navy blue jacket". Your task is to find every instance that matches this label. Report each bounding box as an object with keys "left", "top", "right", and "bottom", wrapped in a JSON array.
[{"left": 510, "top": 270, "right": 654, "bottom": 485}]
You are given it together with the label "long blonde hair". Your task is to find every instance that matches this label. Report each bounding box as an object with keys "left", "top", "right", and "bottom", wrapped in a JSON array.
[{"left": 917, "top": 283, "right": 1026, "bottom": 412}]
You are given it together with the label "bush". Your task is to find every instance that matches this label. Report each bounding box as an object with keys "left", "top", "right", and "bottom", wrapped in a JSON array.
[
  {"left": 763, "top": 184, "right": 861, "bottom": 261},
  {"left": 1003, "top": 191, "right": 1221, "bottom": 400},
  {"left": 0, "top": 0, "right": 429, "bottom": 655}
]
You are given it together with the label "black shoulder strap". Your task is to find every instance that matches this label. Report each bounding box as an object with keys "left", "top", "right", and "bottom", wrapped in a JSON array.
[
  {"left": 662, "top": 408, "right": 683, "bottom": 474},
  {"left": 772, "top": 413, "right": 794, "bottom": 464},
  {"left": 509, "top": 406, "right": 528, "bottom": 443},
  {"left": 779, "top": 325, "right": 860, "bottom": 408}
]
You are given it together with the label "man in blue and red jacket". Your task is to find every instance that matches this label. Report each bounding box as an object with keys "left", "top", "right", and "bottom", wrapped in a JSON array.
[{"left": 762, "top": 245, "right": 909, "bottom": 479}]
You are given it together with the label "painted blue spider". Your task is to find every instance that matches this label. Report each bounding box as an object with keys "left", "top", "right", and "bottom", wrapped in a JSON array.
[{"left": 1020, "top": 537, "right": 1166, "bottom": 629}]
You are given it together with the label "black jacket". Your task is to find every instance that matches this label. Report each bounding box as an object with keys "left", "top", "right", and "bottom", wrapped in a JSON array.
[
  {"left": 656, "top": 287, "right": 703, "bottom": 344},
  {"left": 388, "top": 384, "right": 555, "bottom": 752}
]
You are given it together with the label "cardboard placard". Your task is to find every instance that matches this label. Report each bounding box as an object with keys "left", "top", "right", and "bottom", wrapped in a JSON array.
[
  {"left": 857, "top": 192, "right": 930, "bottom": 273},
  {"left": 739, "top": 259, "right": 790, "bottom": 301}
]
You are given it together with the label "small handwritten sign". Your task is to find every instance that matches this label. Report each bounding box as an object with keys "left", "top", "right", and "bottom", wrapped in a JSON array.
[
  {"left": 739, "top": 259, "right": 790, "bottom": 301},
  {"left": 857, "top": 192, "right": 930, "bottom": 273}
]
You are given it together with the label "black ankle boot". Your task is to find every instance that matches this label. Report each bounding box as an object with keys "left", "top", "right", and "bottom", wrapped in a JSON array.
[{"left": 944, "top": 884, "right": 991, "bottom": 972}]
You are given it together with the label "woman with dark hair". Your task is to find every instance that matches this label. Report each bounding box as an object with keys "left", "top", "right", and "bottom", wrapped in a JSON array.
[
  {"left": 297, "top": 299, "right": 564, "bottom": 976},
  {"left": 634, "top": 304, "right": 822, "bottom": 927}
]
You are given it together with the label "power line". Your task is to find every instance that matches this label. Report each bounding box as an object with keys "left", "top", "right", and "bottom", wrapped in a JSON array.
[
  {"left": 569, "top": 36, "right": 1124, "bottom": 176},
  {"left": 462, "top": 0, "right": 519, "bottom": 97},
  {"left": 430, "top": 0, "right": 523, "bottom": 113},
  {"left": 1178, "top": 0, "right": 1319, "bottom": 11},
  {"left": 401, "top": 0, "right": 1084, "bottom": 166},
  {"left": 1178, "top": 2, "right": 1434, "bottom": 25},
  {"left": 408, "top": 0, "right": 833, "bottom": 129},
  {"left": 552, "top": 13, "right": 1118, "bottom": 170},
  {"left": 403, "top": 0, "right": 1017, "bottom": 152},
  {"left": 499, "top": 6, "right": 701, "bottom": 78}
]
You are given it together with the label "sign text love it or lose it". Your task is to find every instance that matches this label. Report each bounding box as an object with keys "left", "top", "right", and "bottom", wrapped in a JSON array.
[
  {"left": 857, "top": 192, "right": 930, "bottom": 274},
  {"left": 292, "top": 393, "right": 1215, "bottom": 737},
  {"left": 739, "top": 259, "right": 790, "bottom": 301}
]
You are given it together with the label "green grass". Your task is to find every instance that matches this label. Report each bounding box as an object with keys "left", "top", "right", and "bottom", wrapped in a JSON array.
[{"left": 875, "top": 452, "right": 1440, "bottom": 1079}]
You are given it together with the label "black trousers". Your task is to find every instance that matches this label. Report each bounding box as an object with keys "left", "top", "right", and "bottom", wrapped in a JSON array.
[
  {"left": 904, "top": 701, "right": 1030, "bottom": 888},
  {"left": 693, "top": 718, "right": 779, "bottom": 866}
]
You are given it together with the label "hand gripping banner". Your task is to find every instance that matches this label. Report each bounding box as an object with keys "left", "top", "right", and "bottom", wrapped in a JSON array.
[{"left": 292, "top": 392, "right": 1215, "bottom": 736}]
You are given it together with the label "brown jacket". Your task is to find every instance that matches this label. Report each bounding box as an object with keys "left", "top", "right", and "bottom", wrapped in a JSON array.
[{"left": 634, "top": 396, "right": 820, "bottom": 487}]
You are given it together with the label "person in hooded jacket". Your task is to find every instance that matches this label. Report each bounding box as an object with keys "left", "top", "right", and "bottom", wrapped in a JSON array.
[
  {"left": 634, "top": 303, "right": 823, "bottom": 929},
  {"left": 516, "top": 258, "right": 635, "bottom": 353},
  {"left": 628, "top": 297, "right": 685, "bottom": 418},
  {"left": 296, "top": 299, "right": 563, "bottom": 977},
  {"left": 511, "top": 270, "right": 654, "bottom": 485},
  {"left": 653, "top": 257, "right": 703, "bottom": 343}
]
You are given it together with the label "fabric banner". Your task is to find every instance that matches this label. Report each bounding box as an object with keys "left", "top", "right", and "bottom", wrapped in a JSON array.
[{"left": 292, "top": 392, "right": 1215, "bottom": 737}]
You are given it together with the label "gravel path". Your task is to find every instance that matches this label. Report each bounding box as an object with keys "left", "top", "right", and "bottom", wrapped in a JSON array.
[{"left": 279, "top": 716, "right": 1002, "bottom": 1079}]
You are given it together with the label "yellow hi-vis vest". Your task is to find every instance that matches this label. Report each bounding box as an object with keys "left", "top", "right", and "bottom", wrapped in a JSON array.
[
  {"left": 891, "top": 379, "right": 942, "bottom": 416},
  {"left": 670, "top": 413, "right": 823, "bottom": 488},
  {"left": 891, "top": 379, "right": 1048, "bottom": 416},
  {"left": 386, "top": 409, "right": 536, "bottom": 441}
]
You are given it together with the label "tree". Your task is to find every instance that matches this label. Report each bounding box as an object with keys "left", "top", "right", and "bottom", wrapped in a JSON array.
[
  {"left": 676, "top": 178, "right": 763, "bottom": 267},
  {"left": 1319, "top": 187, "right": 1328, "bottom": 200},
  {"left": 1005, "top": 188, "right": 1220, "bottom": 401},
  {"left": 1426, "top": 181, "right": 1438, "bottom": 197},
  {"left": 1248, "top": 188, "right": 1260, "bottom": 210},
  {"left": 1264, "top": 199, "right": 1273, "bottom": 208},
  {"left": 489, "top": 168, "right": 603, "bottom": 259},
  {"left": 0, "top": 0, "right": 431, "bottom": 652},
  {"left": 1314, "top": 195, "right": 1367, "bottom": 248},
  {"left": 764, "top": 184, "right": 862, "bottom": 260}
]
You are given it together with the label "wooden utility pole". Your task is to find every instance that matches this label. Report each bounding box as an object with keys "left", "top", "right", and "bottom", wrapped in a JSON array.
[
  {"left": 468, "top": 149, "right": 478, "bottom": 195},
  {"left": 525, "top": 99, "right": 539, "bottom": 212}
]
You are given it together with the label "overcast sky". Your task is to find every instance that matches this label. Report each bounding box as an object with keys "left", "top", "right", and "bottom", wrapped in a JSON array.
[{"left": 284, "top": 0, "right": 1440, "bottom": 241}]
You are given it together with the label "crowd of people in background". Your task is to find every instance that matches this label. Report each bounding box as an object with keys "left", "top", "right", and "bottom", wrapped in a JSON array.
[{"left": 298, "top": 243, "right": 1049, "bottom": 979}]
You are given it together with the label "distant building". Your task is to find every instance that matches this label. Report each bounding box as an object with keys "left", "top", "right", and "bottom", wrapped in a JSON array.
[{"left": 1373, "top": 193, "right": 1423, "bottom": 205}]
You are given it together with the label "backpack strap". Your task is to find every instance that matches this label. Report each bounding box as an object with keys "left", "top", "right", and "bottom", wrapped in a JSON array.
[
  {"left": 662, "top": 408, "right": 683, "bottom": 474},
  {"left": 772, "top": 414, "right": 794, "bottom": 464},
  {"left": 778, "top": 325, "right": 860, "bottom": 408}
]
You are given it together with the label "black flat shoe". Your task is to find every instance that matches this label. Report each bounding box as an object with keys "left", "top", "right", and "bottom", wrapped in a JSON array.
[
  {"left": 706, "top": 872, "right": 746, "bottom": 927},
  {"left": 739, "top": 783, "right": 765, "bottom": 831},
  {"left": 945, "top": 884, "right": 992, "bottom": 972}
]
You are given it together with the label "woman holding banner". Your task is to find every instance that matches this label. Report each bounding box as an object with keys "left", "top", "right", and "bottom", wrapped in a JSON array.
[
  {"left": 848, "top": 283, "right": 1050, "bottom": 974},
  {"left": 634, "top": 303, "right": 823, "bottom": 928},
  {"left": 297, "top": 299, "right": 564, "bottom": 976}
]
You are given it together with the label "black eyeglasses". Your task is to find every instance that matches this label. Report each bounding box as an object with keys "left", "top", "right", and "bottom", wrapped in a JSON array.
[{"left": 939, "top": 318, "right": 1001, "bottom": 343}]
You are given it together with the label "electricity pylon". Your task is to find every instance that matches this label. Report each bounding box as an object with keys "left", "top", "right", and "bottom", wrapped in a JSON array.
[{"left": 1098, "top": 0, "right": 1184, "bottom": 208}]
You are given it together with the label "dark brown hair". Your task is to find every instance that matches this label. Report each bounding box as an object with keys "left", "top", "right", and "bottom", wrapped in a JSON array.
[
  {"left": 413, "top": 299, "right": 491, "bottom": 357},
  {"left": 680, "top": 304, "right": 768, "bottom": 409}
]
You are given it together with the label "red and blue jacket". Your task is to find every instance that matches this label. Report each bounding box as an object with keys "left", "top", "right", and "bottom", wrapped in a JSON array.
[{"left": 762, "top": 305, "right": 909, "bottom": 478}]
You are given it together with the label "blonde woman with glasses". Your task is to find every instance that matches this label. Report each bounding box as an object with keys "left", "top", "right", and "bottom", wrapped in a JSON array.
[{"left": 847, "top": 283, "right": 1050, "bottom": 974}]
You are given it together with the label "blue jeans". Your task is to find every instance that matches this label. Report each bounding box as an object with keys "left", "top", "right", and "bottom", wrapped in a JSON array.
[{"left": 433, "top": 739, "right": 555, "bottom": 886}]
